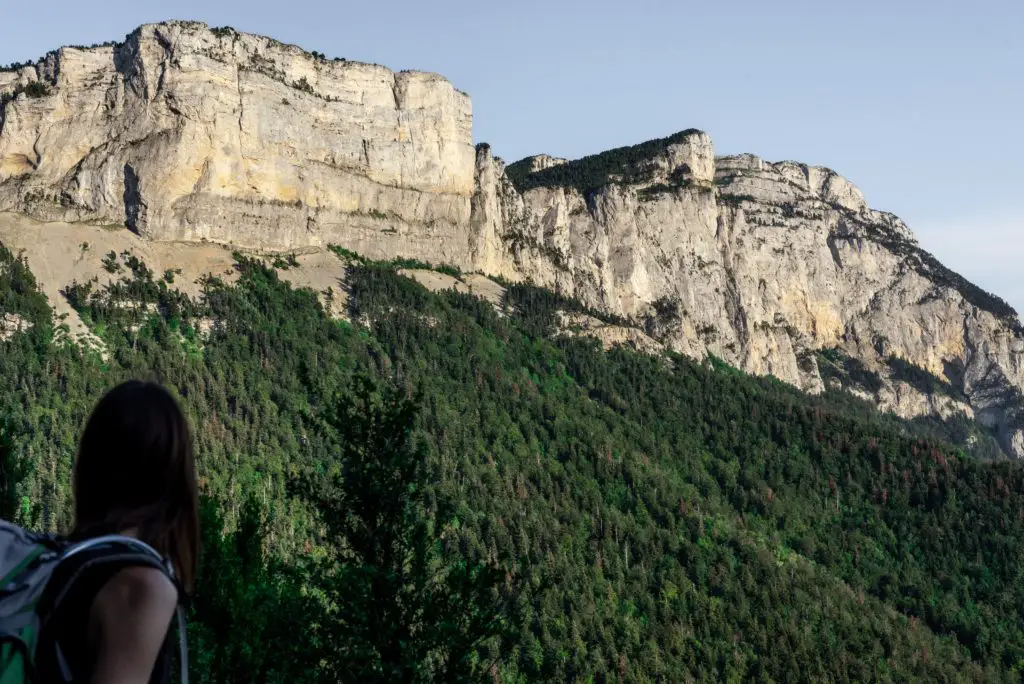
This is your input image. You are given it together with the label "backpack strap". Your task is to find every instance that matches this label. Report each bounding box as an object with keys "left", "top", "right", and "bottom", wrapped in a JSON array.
[
  {"left": 49, "top": 536, "right": 189, "bottom": 684},
  {"left": 58, "top": 535, "right": 189, "bottom": 603}
]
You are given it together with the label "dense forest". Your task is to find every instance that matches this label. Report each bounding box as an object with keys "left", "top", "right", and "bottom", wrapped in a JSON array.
[{"left": 3, "top": 241, "right": 1024, "bottom": 681}]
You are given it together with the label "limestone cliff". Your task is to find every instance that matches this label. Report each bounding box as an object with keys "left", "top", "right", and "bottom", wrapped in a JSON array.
[
  {"left": 476, "top": 133, "right": 1024, "bottom": 457},
  {"left": 3, "top": 22, "right": 1023, "bottom": 456},
  {"left": 0, "top": 21, "right": 475, "bottom": 261}
]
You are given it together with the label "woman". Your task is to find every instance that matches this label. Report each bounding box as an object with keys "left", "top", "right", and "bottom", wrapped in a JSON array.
[{"left": 38, "top": 380, "right": 199, "bottom": 684}]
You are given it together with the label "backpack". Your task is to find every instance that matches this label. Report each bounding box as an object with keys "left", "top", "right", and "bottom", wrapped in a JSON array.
[{"left": 0, "top": 520, "right": 189, "bottom": 684}]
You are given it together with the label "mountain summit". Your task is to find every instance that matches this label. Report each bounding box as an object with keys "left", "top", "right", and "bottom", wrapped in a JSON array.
[{"left": 2, "top": 21, "right": 1022, "bottom": 455}]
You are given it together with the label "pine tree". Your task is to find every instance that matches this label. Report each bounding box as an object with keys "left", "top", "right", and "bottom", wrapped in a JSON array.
[{"left": 300, "top": 377, "right": 513, "bottom": 682}]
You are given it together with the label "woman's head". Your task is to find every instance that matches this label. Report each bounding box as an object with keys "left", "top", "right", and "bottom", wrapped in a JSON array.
[{"left": 75, "top": 380, "right": 198, "bottom": 590}]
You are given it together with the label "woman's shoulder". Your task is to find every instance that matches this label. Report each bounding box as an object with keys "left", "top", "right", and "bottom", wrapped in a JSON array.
[
  {"left": 88, "top": 566, "right": 178, "bottom": 683},
  {"left": 93, "top": 565, "right": 178, "bottom": 619}
]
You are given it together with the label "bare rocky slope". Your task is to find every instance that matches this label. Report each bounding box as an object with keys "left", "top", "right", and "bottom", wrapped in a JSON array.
[{"left": 3, "top": 21, "right": 1023, "bottom": 456}]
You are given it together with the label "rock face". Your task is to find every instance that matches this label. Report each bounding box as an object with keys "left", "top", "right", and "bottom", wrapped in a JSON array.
[
  {"left": 4, "top": 22, "right": 1024, "bottom": 455},
  {"left": 0, "top": 312, "right": 30, "bottom": 341},
  {"left": 477, "top": 137, "right": 1024, "bottom": 456},
  {"left": 0, "top": 21, "right": 474, "bottom": 261}
]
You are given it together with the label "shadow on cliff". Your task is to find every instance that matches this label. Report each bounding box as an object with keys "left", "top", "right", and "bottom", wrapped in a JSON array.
[{"left": 123, "top": 164, "right": 144, "bottom": 235}]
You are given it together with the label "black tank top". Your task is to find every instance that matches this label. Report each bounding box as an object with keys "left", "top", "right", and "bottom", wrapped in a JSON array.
[{"left": 36, "top": 549, "right": 174, "bottom": 684}]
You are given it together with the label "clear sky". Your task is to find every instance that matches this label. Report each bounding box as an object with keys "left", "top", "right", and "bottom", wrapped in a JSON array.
[{"left": 2, "top": 0, "right": 1021, "bottom": 311}]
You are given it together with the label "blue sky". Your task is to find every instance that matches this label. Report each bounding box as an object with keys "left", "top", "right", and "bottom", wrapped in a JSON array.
[{"left": 2, "top": 0, "right": 1022, "bottom": 311}]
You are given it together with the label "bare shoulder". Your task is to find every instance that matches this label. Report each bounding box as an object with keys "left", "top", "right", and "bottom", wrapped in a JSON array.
[
  {"left": 89, "top": 566, "right": 179, "bottom": 682},
  {"left": 93, "top": 565, "right": 177, "bottom": 622}
]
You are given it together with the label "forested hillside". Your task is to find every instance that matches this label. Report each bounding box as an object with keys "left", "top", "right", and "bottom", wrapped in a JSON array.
[{"left": 3, "top": 242, "right": 1024, "bottom": 682}]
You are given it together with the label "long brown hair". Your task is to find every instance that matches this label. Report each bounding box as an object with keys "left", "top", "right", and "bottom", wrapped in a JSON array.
[{"left": 73, "top": 380, "right": 199, "bottom": 590}]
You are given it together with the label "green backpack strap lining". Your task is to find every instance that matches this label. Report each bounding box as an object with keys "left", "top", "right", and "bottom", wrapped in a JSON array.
[
  {"left": 0, "top": 633, "right": 36, "bottom": 684},
  {"left": 0, "top": 546, "right": 44, "bottom": 589}
]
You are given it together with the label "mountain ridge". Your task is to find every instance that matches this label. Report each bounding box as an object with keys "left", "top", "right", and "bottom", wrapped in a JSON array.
[{"left": 2, "top": 21, "right": 1023, "bottom": 457}]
